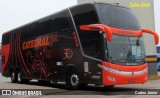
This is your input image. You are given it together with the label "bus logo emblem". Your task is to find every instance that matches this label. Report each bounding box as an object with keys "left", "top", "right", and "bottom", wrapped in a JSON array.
[{"left": 132, "top": 72, "right": 134, "bottom": 76}]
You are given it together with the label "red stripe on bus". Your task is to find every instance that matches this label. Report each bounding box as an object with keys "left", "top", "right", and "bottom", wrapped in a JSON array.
[{"left": 2, "top": 44, "right": 10, "bottom": 74}]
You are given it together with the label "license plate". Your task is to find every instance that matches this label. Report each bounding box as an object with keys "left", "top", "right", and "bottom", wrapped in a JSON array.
[{"left": 129, "top": 79, "right": 136, "bottom": 83}]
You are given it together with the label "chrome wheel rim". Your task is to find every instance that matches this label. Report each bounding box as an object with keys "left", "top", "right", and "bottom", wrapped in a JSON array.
[
  {"left": 18, "top": 73, "right": 21, "bottom": 82},
  {"left": 70, "top": 74, "right": 79, "bottom": 86},
  {"left": 11, "top": 73, "right": 15, "bottom": 80}
]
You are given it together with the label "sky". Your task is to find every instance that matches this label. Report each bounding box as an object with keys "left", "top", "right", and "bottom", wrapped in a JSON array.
[{"left": 0, "top": 0, "right": 160, "bottom": 43}]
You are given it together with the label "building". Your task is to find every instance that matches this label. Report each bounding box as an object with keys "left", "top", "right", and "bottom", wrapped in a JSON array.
[{"left": 77, "top": 0, "right": 157, "bottom": 76}]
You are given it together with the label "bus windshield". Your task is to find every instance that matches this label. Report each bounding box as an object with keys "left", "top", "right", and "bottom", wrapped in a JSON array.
[
  {"left": 97, "top": 4, "right": 141, "bottom": 30},
  {"left": 105, "top": 34, "right": 146, "bottom": 65}
]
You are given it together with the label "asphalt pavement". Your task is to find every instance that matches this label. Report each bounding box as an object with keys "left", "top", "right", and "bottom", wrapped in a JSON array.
[{"left": 0, "top": 74, "right": 160, "bottom": 98}]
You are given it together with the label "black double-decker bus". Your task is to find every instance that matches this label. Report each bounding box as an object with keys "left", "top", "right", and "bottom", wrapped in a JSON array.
[{"left": 2, "top": 3, "right": 159, "bottom": 89}]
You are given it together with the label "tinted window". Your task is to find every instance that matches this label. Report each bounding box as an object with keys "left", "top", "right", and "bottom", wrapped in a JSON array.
[
  {"left": 2, "top": 33, "right": 10, "bottom": 45},
  {"left": 53, "top": 29, "right": 75, "bottom": 47},
  {"left": 37, "top": 10, "right": 70, "bottom": 36},
  {"left": 51, "top": 11, "right": 71, "bottom": 32},
  {"left": 21, "top": 23, "right": 37, "bottom": 40},
  {"left": 38, "top": 20, "right": 52, "bottom": 36},
  {"left": 71, "top": 4, "right": 99, "bottom": 26},
  {"left": 97, "top": 4, "right": 141, "bottom": 30},
  {"left": 78, "top": 29, "right": 104, "bottom": 60}
]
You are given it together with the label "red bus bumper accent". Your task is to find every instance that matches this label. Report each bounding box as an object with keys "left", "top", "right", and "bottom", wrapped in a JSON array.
[{"left": 102, "top": 62, "right": 148, "bottom": 86}]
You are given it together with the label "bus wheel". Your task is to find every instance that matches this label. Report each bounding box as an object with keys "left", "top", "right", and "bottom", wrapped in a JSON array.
[
  {"left": 18, "top": 72, "right": 23, "bottom": 83},
  {"left": 11, "top": 72, "right": 18, "bottom": 83},
  {"left": 66, "top": 71, "right": 80, "bottom": 89},
  {"left": 17, "top": 72, "right": 29, "bottom": 84}
]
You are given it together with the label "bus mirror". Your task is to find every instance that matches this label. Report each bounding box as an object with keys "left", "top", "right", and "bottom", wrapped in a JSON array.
[
  {"left": 80, "top": 24, "right": 112, "bottom": 42},
  {"left": 142, "top": 29, "right": 159, "bottom": 45}
]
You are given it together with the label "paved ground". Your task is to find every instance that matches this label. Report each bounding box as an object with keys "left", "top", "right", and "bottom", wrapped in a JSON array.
[{"left": 0, "top": 74, "right": 160, "bottom": 98}]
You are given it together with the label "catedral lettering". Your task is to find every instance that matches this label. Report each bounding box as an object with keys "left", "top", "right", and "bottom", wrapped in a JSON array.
[
  {"left": 22, "top": 34, "right": 57, "bottom": 49},
  {"left": 1, "top": 3, "right": 159, "bottom": 90}
]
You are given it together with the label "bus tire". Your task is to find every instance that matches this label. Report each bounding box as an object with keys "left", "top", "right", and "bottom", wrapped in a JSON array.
[
  {"left": 38, "top": 80, "right": 50, "bottom": 84},
  {"left": 66, "top": 71, "right": 80, "bottom": 89},
  {"left": 11, "top": 72, "right": 18, "bottom": 83},
  {"left": 104, "top": 85, "right": 115, "bottom": 88},
  {"left": 17, "top": 72, "right": 29, "bottom": 84}
]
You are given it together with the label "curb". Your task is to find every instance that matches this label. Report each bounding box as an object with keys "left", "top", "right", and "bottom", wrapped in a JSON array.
[{"left": 149, "top": 75, "right": 160, "bottom": 80}]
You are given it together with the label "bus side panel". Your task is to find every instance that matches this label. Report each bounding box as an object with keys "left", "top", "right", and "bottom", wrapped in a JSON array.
[
  {"left": 2, "top": 31, "right": 33, "bottom": 78},
  {"left": 79, "top": 58, "right": 103, "bottom": 84},
  {"left": 2, "top": 44, "right": 10, "bottom": 75},
  {"left": 17, "top": 9, "right": 80, "bottom": 81},
  {"left": 20, "top": 34, "right": 57, "bottom": 80},
  {"left": 2, "top": 33, "right": 11, "bottom": 77}
]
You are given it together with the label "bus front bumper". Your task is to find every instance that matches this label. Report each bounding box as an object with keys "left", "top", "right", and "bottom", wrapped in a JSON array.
[{"left": 102, "top": 62, "right": 148, "bottom": 86}]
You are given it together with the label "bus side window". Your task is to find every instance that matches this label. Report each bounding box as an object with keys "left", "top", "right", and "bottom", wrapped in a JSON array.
[
  {"left": 21, "top": 23, "right": 37, "bottom": 40},
  {"left": 79, "top": 30, "right": 103, "bottom": 60},
  {"left": 38, "top": 20, "right": 52, "bottom": 36},
  {"left": 51, "top": 10, "right": 71, "bottom": 32},
  {"left": 2, "top": 33, "right": 10, "bottom": 45}
]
